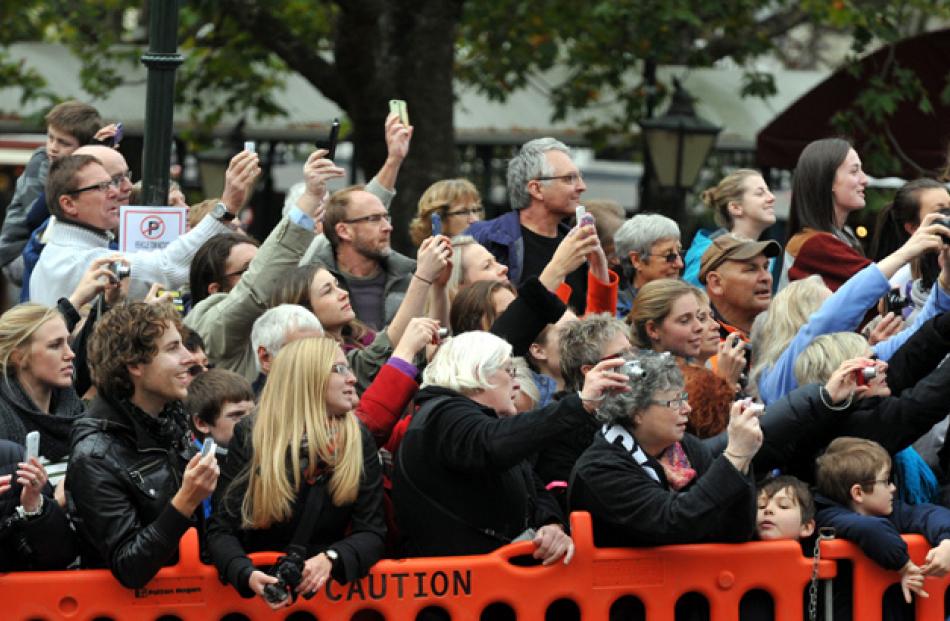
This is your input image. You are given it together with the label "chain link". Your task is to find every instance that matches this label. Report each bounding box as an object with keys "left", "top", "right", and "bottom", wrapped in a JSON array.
[{"left": 808, "top": 527, "right": 836, "bottom": 621}]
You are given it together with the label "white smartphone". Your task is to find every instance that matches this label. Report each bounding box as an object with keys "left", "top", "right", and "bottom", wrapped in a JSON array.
[
  {"left": 389, "top": 99, "right": 409, "bottom": 125},
  {"left": 244, "top": 140, "right": 256, "bottom": 153},
  {"left": 25, "top": 431, "right": 40, "bottom": 461},
  {"left": 575, "top": 205, "right": 594, "bottom": 227},
  {"left": 201, "top": 437, "right": 216, "bottom": 458}
]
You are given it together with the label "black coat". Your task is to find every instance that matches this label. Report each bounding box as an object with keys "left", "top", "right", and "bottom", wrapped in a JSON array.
[
  {"left": 392, "top": 386, "right": 590, "bottom": 557},
  {"left": 207, "top": 416, "right": 386, "bottom": 597},
  {"left": 0, "top": 439, "right": 77, "bottom": 570},
  {"left": 705, "top": 315, "right": 950, "bottom": 483},
  {"left": 0, "top": 375, "right": 84, "bottom": 462},
  {"left": 66, "top": 395, "right": 196, "bottom": 588},
  {"left": 569, "top": 432, "right": 756, "bottom": 547}
]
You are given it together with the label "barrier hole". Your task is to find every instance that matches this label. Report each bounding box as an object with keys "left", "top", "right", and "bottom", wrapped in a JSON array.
[
  {"left": 415, "top": 605, "right": 450, "bottom": 621},
  {"left": 609, "top": 595, "right": 644, "bottom": 621},
  {"left": 479, "top": 602, "right": 516, "bottom": 621},
  {"left": 285, "top": 613, "right": 318, "bottom": 621},
  {"left": 220, "top": 615, "right": 251, "bottom": 621},
  {"left": 90, "top": 617, "right": 116, "bottom": 621},
  {"left": 351, "top": 611, "right": 385, "bottom": 621},
  {"left": 674, "top": 592, "right": 709, "bottom": 621},
  {"left": 883, "top": 583, "right": 914, "bottom": 619},
  {"left": 739, "top": 589, "right": 772, "bottom": 617},
  {"left": 545, "top": 598, "right": 580, "bottom": 621},
  {"left": 156, "top": 616, "right": 183, "bottom": 621}
]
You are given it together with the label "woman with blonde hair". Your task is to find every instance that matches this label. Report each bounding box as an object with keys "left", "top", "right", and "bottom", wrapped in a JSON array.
[
  {"left": 207, "top": 336, "right": 385, "bottom": 608},
  {"left": 684, "top": 169, "right": 777, "bottom": 287},
  {"left": 409, "top": 178, "right": 484, "bottom": 246},
  {"left": 0, "top": 303, "right": 84, "bottom": 463}
]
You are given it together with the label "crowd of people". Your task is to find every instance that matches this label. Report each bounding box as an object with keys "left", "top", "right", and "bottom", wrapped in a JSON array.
[{"left": 4, "top": 99, "right": 950, "bottom": 620}]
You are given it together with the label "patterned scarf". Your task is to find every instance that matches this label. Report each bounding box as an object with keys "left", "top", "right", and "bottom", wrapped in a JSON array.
[{"left": 601, "top": 423, "right": 696, "bottom": 491}]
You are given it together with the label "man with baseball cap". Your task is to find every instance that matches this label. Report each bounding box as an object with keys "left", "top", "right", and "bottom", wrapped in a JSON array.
[{"left": 700, "top": 234, "right": 782, "bottom": 341}]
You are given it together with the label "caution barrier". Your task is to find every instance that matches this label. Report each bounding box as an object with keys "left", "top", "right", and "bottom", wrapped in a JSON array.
[
  {"left": 0, "top": 511, "right": 842, "bottom": 620},
  {"left": 819, "top": 536, "right": 950, "bottom": 620}
]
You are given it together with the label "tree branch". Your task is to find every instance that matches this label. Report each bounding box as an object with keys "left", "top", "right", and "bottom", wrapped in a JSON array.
[
  {"left": 701, "top": 7, "right": 811, "bottom": 63},
  {"left": 216, "top": 0, "right": 348, "bottom": 108}
]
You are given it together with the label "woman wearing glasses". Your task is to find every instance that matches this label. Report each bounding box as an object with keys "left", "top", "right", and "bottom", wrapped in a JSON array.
[
  {"left": 628, "top": 279, "right": 742, "bottom": 437},
  {"left": 393, "top": 330, "right": 626, "bottom": 560},
  {"left": 409, "top": 178, "right": 484, "bottom": 245},
  {"left": 569, "top": 349, "right": 762, "bottom": 547},
  {"left": 207, "top": 336, "right": 385, "bottom": 609},
  {"left": 612, "top": 213, "right": 683, "bottom": 318}
]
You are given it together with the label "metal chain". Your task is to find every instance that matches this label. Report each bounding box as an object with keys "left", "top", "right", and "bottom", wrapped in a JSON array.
[{"left": 808, "top": 527, "right": 836, "bottom": 621}]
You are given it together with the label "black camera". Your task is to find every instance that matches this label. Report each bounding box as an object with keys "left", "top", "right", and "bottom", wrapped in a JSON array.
[
  {"left": 937, "top": 213, "right": 950, "bottom": 245},
  {"left": 883, "top": 289, "right": 910, "bottom": 316},
  {"left": 262, "top": 551, "right": 306, "bottom": 604},
  {"left": 110, "top": 261, "right": 131, "bottom": 280}
]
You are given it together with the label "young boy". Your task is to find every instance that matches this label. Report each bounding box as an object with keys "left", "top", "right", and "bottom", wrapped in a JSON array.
[
  {"left": 0, "top": 101, "right": 105, "bottom": 279},
  {"left": 755, "top": 475, "right": 816, "bottom": 542},
  {"left": 185, "top": 368, "right": 255, "bottom": 448},
  {"left": 815, "top": 437, "right": 950, "bottom": 614}
]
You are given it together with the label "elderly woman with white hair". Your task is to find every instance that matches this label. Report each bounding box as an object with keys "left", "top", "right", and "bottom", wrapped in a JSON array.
[
  {"left": 568, "top": 350, "right": 763, "bottom": 547},
  {"left": 613, "top": 213, "right": 682, "bottom": 318},
  {"left": 392, "top": 330, "right": 627, "bottom": 561}
]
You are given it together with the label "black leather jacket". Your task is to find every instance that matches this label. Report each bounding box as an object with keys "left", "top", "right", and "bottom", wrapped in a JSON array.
[{"left": 66, "top": 395, "right": 197, "bottom": 588}]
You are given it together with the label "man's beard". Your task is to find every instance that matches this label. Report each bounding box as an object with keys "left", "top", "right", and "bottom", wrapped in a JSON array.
[{"left": 354, "top": 238, "right": 392, "bottom": 261}]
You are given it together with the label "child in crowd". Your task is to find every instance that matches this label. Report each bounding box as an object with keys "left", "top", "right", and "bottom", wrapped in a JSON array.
[
  {"left": 186, "top": 368, "right": 255, "bottom": 448},
  {"left": 815, "top": 437, "right": 950, "bottom": 618},
  {"left": 756, "top": 475, "right": 816, "bottom": 542}
]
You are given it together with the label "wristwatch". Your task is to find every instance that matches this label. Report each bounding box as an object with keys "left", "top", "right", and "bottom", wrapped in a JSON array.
[
  {"left": 324, "top": 548, "right": 340, "bottom": 570},
  {"left": 15, "top": 495, "right": 43, "bottom": 520},
  {"left": 211, "top": 202, "right": 236, "bottom": 222}
]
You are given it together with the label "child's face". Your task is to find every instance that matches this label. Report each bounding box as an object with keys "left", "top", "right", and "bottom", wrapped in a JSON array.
[
  {"left": 205, "top": 399, "right": 254, "bottom": 446},
  {"left": 46, "top": 125, "right": 80, "bottom": 162},
  {"left": 855, "top": 466, "right": 895, "bottom": 517},
  {"left": 756, "top": 487, "right": 813, "bottom": 540}
]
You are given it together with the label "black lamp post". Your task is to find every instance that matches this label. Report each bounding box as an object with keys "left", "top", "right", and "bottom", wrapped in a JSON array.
[
  {"left": 638, "top": 79, "right": 721, "bottom": 223},
  {"left": 140, "top": 0, "right": 183, "bottom": 206}
]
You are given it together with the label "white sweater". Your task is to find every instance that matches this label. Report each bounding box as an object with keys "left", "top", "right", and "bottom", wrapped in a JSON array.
[{"left": 29, "top": 216, "right": 231, "bottom": 306}]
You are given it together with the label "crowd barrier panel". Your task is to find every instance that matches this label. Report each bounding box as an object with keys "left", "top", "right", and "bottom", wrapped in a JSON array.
[
  {"left": 819, "top": 535, "right": 950, "bottom": 621},
  {"left": 0, "top": 511, "right": 837, "bottom": 621}
]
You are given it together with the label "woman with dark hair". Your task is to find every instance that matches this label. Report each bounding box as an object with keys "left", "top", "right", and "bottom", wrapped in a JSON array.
[
  {"left": 449, "top": 280, "right": 517, "bottom": 335},
  {"left": 782, "top": 138, "right": 872, "bottom": 291},
  {"left": 270, "top": 235, "right": 449, "bottom": 392},
  {"left": 870, "top": 178, "right": 950, "bottom": 287}
]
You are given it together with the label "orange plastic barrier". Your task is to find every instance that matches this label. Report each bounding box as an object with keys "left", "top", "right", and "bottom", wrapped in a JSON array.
[
  {"left": 1, "top": 512, "right": 836, "bottom": 621},
  {"left": 820, "top": 535, "right": 950, "bottom": 620}
]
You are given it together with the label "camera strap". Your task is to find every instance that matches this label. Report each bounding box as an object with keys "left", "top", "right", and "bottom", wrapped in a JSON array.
[{"left": 288, "top": 472, "right": 329, "bottom": 554}]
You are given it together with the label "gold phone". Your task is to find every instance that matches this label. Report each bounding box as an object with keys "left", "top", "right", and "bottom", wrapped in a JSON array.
[{"left": 389, "top": 99, "right": 409, "bottom": 126}]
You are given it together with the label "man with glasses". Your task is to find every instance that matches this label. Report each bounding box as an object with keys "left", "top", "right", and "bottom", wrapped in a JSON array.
[
  {"left": 467, "top": 137, "right": 592, "bottom": 313},
  {"left": 29, "top": 152, "right": 251, "bottom": 305},
  {"left": 307, "top": 185, "right": 416, "bottom": 330},
  {"left": 613, "top": 213, "right": 684, "bottom": 318}
]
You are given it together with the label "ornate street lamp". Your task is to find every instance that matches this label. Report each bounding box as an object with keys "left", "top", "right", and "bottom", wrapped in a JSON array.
[{"left": 638, "top": 79, "right": 721, "bottom": 220}]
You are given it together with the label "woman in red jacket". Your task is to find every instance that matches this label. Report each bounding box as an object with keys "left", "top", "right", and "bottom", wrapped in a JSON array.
[{"left": 782, "top": 138, "right": 871, "bottom": 291}]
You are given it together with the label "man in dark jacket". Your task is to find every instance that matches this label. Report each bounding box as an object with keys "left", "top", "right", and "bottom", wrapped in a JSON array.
[{"left": 66, "top": 302, "right": 219, "bottom": 588}]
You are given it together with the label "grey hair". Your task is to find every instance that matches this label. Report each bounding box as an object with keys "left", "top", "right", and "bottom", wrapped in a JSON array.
[
  {"left": 793, "top": 332, "right": 869, "bottom": 386},
  {"left": 511, "top": 356, "right": 540, "bottom": 408},
  {"left": 613, "top": 213, "right": 681, "bottom": 263},
  {"left": 559, "top": 313, "right": 630, "bottom": 392},
  {"left": 422, "top": 330, "right": 512, "bottom": 394},
  {"left": 506, "top": 137, "right": 571, "bottom": 211},
  {"left": 596, "top": 350, "right": 684, "bottom": 426},
  {"left": 251, "top": 304, "right": 324, "bottom": 372}
]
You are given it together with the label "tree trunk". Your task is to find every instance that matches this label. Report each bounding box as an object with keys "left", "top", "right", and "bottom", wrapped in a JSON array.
[{"left": 337, "top": 0, "right": 463, "bottom": 254}]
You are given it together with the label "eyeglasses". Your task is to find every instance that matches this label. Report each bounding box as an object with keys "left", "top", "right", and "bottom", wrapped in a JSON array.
[
  {"left": 648, "top": 251, "right": 684, "bottom": 264},
  {"left": 445, "top": 205, "right": 485, "bottom": 218},
  {"left": 67, "top": 178, "right": 119, "bottom": 195},
  {"left": 649, "top": 392, "right": 690, "bottom": 410},
  {"left": 331, "top": 363, "right": 354, "bottom": 376},
  {"left": 861, "top": 476, "right": 892, "bottom": 488},
  {"left": 535, "top": 172, "right": 584, "bottom": 186},
  {"left": 343, "top": 213, "right": 392, "bottom": 225},
  {"left": 598, "top": 349, "right": 636, "bottom": 363},
  {"left": 111, "top": 170, "right": 132, "bottom": 186}
]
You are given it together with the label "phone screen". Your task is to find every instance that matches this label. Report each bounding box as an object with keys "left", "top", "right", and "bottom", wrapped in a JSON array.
[{"left": 431, "top": 213, "right": 442, "bottom": 237}]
